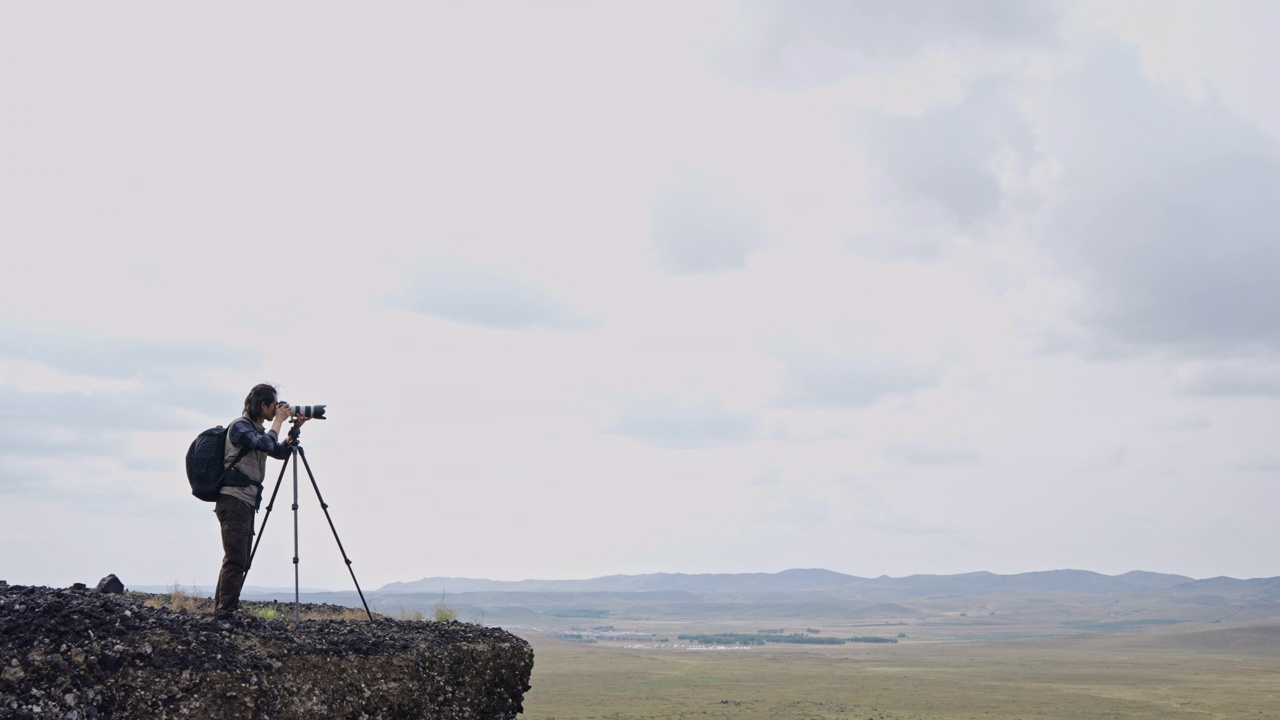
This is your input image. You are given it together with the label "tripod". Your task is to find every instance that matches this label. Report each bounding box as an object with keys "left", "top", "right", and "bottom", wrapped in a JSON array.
[{"left": 247, "top": 424, "right": 373, "bottom": 623}]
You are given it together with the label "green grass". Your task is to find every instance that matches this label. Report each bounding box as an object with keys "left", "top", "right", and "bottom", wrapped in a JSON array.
[
  {"left": 434, "top": 592, "right": 459, "bottom": 622},
  {"left": 249, "top": 605, "right": 287, "bottom": 621},
  {"left": 518, "top": 630, "right": 1280, "bottom": 719}
]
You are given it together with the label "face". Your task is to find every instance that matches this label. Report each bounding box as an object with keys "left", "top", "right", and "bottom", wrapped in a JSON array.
[{"left": 260, "top": 398, "right": 279, "bottom": 420}]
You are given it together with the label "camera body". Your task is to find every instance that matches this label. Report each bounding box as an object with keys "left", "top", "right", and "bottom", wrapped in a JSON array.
[{"left": 283, "top": 403, "right": 326, "bottom": 420}]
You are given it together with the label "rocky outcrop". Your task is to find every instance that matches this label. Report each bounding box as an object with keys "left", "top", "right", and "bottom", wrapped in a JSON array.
[{"left": 0, "top": 585, "right": 533, "bottom": 719}]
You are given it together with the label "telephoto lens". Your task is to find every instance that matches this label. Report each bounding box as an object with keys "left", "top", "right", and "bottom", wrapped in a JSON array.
[{"left": 288, "top": 404, "right": 327, "bottom": 420}]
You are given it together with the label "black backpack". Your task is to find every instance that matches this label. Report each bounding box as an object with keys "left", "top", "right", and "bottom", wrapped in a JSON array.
[{"left": 186, "top": 424, "right": 251, "bottom": 501}]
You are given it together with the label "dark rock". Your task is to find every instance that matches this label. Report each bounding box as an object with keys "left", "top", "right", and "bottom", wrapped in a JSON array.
[
  {"left": 1, "top": 585, "right": 533, "bottom": 719},
  {"left": 93, "top": 575, "right": 124, "bottom": 594}
]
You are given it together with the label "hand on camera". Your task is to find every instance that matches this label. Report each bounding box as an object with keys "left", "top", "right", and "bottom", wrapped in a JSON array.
[{"left": 274, "top": 403, "right": 292, "bottom": 422}]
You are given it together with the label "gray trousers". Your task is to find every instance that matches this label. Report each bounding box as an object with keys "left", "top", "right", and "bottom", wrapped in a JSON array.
[{"left": 214, "top": 496, "right": 255, "bottom": 612}]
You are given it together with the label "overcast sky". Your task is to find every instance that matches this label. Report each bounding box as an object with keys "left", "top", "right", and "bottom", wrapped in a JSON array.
[{"left": 3, "top": 0, "right": 1279, "bottom": 591}]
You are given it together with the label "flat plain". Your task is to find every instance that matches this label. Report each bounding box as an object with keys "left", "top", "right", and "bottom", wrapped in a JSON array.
[
  {"left": 518, "top": 621, "right": 1280, "bottom": 719},
  {"left": 265, "top": 570, "right": 1280, "bottom": 718}
]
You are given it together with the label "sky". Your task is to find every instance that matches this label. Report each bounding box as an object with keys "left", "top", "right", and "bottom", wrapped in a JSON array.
[{"left": 3, "top": 0, "right": 1280, "bottom": 591}]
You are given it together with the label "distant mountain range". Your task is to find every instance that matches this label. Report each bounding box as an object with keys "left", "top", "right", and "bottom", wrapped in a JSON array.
[
  {"left": 215, "top": 568, "right": 1280, "bottom": 629},
  {"left": 376, "top": 568, "right": 1280, "bottom": 597}
]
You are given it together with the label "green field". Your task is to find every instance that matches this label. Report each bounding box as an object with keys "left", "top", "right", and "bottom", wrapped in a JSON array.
[
  {"left": 519, "top": 623, "right": 1280, "bottom": 719},
  {"left": 281, "top": 574, "right": 1280, "bottom": 717}
]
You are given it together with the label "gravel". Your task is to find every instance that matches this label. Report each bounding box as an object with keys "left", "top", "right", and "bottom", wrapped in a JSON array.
[{"left": 0, "top": 584, "right": 533, "bottom": 719}]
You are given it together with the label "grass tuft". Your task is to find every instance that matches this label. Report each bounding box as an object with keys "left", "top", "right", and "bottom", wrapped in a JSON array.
[
  {"left": 144, "top": 582, "right": 209, "bottom": 614},
  {"left": 434, "top": 592, "right": 458, "bottom": 623}
]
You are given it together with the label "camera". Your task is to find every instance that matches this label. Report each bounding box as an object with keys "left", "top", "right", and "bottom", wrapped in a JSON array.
[{"left": 283, "top": 403, "right": 327, "bottom": 420}]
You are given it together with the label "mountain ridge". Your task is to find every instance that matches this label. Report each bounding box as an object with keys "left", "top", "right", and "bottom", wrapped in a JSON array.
[{"left": 376, "top": 568, "right": 1245, "bottom": 596}]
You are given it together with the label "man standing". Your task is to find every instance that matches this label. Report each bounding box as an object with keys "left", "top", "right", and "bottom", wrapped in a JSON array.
[{"left": 214, "top": 383, "right": 308, "bottom": 615}]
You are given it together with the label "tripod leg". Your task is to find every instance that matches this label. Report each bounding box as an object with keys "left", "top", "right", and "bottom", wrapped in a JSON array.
[
  {"left": 248, "top": 449, "right": 291, "bottom": 572},
  {"left": 293, "top": 443, "right": 301, "bottom": 624},
  {"left": 297, "top": 446, "right": 375, "bottom": 621}
]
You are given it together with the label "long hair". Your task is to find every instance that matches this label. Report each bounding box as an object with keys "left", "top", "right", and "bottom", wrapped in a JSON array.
[{"left": 243, "top": 383, "right": 278, "bottom": 421}]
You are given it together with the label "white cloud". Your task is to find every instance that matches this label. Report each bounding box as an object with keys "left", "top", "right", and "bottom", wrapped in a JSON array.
[
  {"left": 750, "top": 468, "right": 782, "bottom": 486},
  {"left": 1176, "top": 359, "right": 1280, "bottom": 397},
  {"left": 4, "top": 1, "right": 1280, "bottom": 586},
  {"left": 1073, "top": 444, "right": 1128, "bottom": 473},
  {"left": 774, "top": 349, "right": 941, "bottom": 408},
  {"left": 0, "top": 323, "right": 255, "bottom": 387},
  {"left": 1036, "top": 40, "right": 1280, "bottom": 356},
  {"left": 724, "top": 0, "right": 1064, "bottom": 87},
  {"left": 841, "top": 476, "right": 958, "bottom": 535},
  {"left": 1235, "top": 455, "right": 1280, "bottom": 473},
  {"left": 0, "top": 324, "right": 260, "bottom": 496},
  {"left": 853, "top": 78, "right": 1036, "bottom": 258},
  {"left": 650, "top": 185, "right": 767, "bottom": 275},
  {"left": 606, "top": 398, "right": 759, "bottom": 449},
  {"left": 392, "top": 266, "right": 598, "bottom": 332},
  {"left": 758, "top": 494, "right": 832, "bottom": 524},
  {"left": 887, "top": 443, "right": 981, "bottom": 467},
  {"left": 839, "top": 28, "right": 1280, "bottom": 358}
]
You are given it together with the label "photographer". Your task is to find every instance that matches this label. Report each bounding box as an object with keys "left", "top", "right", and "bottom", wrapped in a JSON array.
[{"left": 214, "top": 383, "right": 309, "bottom": 615}]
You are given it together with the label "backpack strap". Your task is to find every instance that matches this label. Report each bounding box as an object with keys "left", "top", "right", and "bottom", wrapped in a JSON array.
[{"left": 224, "top": 420, "right": 253, "bottom": 472}]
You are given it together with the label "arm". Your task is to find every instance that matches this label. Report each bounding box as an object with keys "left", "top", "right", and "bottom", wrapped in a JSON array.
[
  {"left": 262, "top": 404, "right": 309, "bottom": 458},
  {"left": 230, "top": 418, "right": 293, "bottom": 460}
]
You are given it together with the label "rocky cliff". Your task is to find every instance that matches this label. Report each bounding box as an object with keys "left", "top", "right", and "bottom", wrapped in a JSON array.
[{"left": 0, "top": 584, "right": 533, "bottom": 719}]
